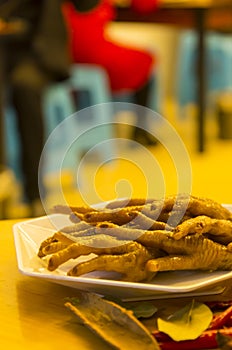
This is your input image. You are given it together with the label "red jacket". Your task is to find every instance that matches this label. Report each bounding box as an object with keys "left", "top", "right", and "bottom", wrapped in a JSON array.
[{"left": 62, "top": 0, "right": 158, "bottom": 92}]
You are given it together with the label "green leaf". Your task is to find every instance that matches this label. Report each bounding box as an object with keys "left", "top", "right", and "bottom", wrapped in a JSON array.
[
  {"left": 129, "top": 302, "right": 158, "bottom": 319},
  {"left": 157, "top": 300, "right": 213, "bottom": 341},
  {"left": 104, "top": 296, "right": 158, "bottom": 319}
]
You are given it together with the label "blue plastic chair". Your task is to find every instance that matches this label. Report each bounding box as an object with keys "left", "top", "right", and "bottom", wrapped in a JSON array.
[
  {"left": 5, "top": 63, "right": 161, "bottom": 180},
  {"left": 42, "top": 64, "right": 116, "bottom": 176},
  {"left": 43, "top": 81, "right": 75, "bottom": 137},
  {"left": 176, "top": 30, "right": 232, "bottom": 109},
  {"left": 4, "top": 105, "right": 23, "bottom": 181},
  {"left": 68, "top": 64, "right": 115, "bottom": 154}
]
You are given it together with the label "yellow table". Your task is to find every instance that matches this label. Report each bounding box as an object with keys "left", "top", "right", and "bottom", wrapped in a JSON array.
[
  {"left": 1, "top": 218, "right": 232, "bottom": 349},
  {"left": 0, "top": 219, "right": 112, "bottom": 349}
]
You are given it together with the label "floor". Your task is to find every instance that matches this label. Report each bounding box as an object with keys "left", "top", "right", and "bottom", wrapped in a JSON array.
[{"left": 3, "top": 97, "right": 232, "bottom": 219}]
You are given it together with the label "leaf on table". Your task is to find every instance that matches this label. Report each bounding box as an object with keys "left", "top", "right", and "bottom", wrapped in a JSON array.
[
  {"left": 157, "top": 300, "right": 213, "bottom": 341},
  {"left": 129, "top": 302, "right": 158, "bottom": 319},
  {"left": 65, "top": 292, "right": 160, "bottom": 350},
  {"left": 103, "top": 296, "right": 158, "bottom": 319}
]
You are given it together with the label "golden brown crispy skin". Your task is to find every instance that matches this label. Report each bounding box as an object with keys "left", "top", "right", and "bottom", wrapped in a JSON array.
[
  {"left": 61, "top": 221, "right": 93, "bottom": 233},
  {"left": 38, "top": 231, "right": 75, "bottom": 258},
  {"left": 51, "top": 204, "right": 97, "bottom": 215},
  {"left": 186, "top": 195, "right": 232, "bottom": 220},
  {"left": 94, "top": 226, "right": 148, "bottom": 241},
  {"left": 68, "top": 241, "right": 159, "bottom": 282},
  {"left": 146, "top": 194, "right": 232, "bottom": 221},
  {"left": 42, "top": 241, "right": 69, "bottom": 256},
  {"left": 105, "top": 198, "right": 155, "bottom": 209},
  {"left": 37, "top": 195, "right": 232, "bottom": 282},
  {"left": 146, "top": 234, "right": 232, "bottom": 272},
  {"left": 124, "top": 211, "right": 173, "bottom": 231},
  {"left": 75, "top": 207, "right": 142, "bottom": 225},
  {"left": 38, "top": 235, "right": 58, "bottom": 258},
  {"left": 96, "top": 222, "right": 118, "bottom": 228},
  {"left": 44, "top": 229, "right": 232, "bottom": 278},
  {"left": 47, "top": 235, "right": 130, "bottom": 271},
  {"left": 173, "top": 215, "right": 232, "bottom": 244}
]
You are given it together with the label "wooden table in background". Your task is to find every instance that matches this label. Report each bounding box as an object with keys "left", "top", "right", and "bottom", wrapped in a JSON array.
[
  {"left": 116, "top": 0, "right": 232, "bottom": 152},
  {"left": 1, "top": 218, "right": 232, "bottom": 349}
]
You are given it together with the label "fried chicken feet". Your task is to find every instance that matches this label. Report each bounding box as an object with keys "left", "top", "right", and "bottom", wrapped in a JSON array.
[{"left": 38, "top": 195, "right": 232, "bottom": 282}]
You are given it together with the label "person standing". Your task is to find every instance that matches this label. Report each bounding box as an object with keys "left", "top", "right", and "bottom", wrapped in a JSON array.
[{"left": 0, "top": 0, "right": 71, "bottom": 216}]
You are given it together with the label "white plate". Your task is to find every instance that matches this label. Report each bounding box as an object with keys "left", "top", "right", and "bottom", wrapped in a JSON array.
[{"left": 13, "top": 208, "right": 232, "bottom": 300}]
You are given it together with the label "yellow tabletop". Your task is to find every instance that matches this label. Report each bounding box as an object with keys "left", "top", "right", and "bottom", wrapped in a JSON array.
[
  {"left": 0, "top": 219, "right": 112, "bottom": 349},
  {"left": 1, "top": 218, "right": 232, "bottom": 349}
]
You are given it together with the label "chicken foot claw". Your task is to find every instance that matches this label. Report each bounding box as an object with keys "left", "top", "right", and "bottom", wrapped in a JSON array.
[{"left": 68, "top": 242, "right": 158, "bottom": 282}]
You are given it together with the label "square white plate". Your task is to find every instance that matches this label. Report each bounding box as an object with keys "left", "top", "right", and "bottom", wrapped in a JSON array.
[{"left": 13, "top": 209, "right": 232, "bottom": 300}]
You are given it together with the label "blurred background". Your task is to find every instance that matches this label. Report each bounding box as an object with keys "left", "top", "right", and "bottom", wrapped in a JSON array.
[{"left": 1, "top": 0, "right": 232, "bottom": 219}]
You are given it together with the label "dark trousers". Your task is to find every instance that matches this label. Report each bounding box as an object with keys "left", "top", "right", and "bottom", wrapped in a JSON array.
[{"left": 1, "top": 53, "right": 52, "bottom": 201}]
